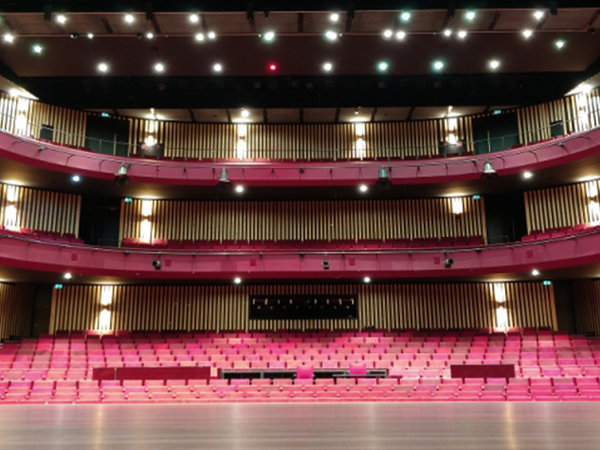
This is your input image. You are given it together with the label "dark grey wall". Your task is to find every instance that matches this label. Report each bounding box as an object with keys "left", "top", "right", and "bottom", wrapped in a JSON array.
[
  {"left": 30, "top": 284, "right": 53, "bottom": 337},
  {"left": 554, "top": 280, "right": 576, "bottom": 333}
]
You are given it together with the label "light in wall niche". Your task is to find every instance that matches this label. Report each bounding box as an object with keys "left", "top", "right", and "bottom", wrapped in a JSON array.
[
  {"left": 355, "top": 138, "right": 366, "bottom": 159},
  {"left": 141, "top": 200, "right": 153, "bottom": 217},
  {"left": 236, "top": 138, "right": 247, "bottom": 160},
  {"left": 98, "top": 308, "right": 112, "bottom": 331},
  {"left": 139, "top": 219, "right": 152, "bottom": 243},
  {"left": 237, "top": 123, "right": 248, "bottom": 137},
  {"left": 3, "top": 204, "right": 17, "bottom": 229},
  {"left": 100, "top": 285, "right": 114, "bottom": 306},
  {"left": 586, "top": 180, "right": 599, "bottom": 198},
  {"left": 5, "top": 185, "right": 18, "bottom": 203},
  {"left": 493, "top": 283, "right": 507, "bottom": 303},
  {"left": 451, "top": 197, "right": 464, "bottom": 215},
  {"left": 354, "top": 122, "right": 366, "bottom": 137},
  {"left": 495, "top": 306, "right": 509, "bottom": 331}
]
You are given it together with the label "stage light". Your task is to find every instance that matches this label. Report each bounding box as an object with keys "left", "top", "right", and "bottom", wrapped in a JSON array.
[
  {"left": 522, "top": 29, "right": 533, "bottom": 39},
  {"left": 533, "top": 10, "right": 545, "bottom": 21},
  {"left": 554, "top": 39, "right": 566, "bottom": 50},
  {"left": 195, "top": 32, "right": 205, "bottom": 42},
  {"left": 124, "top": 14, "right": 135, "bottom": 24},
  {"left": 324, "top": 30, "right": 339, "bottom": 41},
  {"left": 207, "top": 31, "right": 217, "bottom": 40},
  {"left": 400, "top": 11, "right": 412, "bottom": 22},
  {"left": 233, "top": 277, "right": 242, "bottom": 284},
  {"left": 56, "top": 14, "right": 67, "bottom": 24},
  {"left": 262, "top": 30, "right": 276, "bottom": 42},
  {"left": 363, "top": 276, "right": 371, "bottom": 283},
  {"left": 63, "top": 272, "right": 72, "bottom": 280},
  {"left": 531, "top": 269, "right": 540, "bottom": 277},
  {"left": 71, "top": 175, "right": 81, "bottom": 183},
  {"left": 377, "top": 61, "right": 389, "bottom": 72},
  {"left": 358, "top": 184, "right": 369, "bottom": 193},
  {"left": 464, "top": 10, "right": 476, "bottom": 22},
  {"left": 432, "top": 60, "right": 445, "bottom": 72},
  {"left": 522, "top": 171, "right": 533, "bottom": 180},
  {"left": 488, "top": 59, "right": 501, "bottom": 70},
  {"left": 322, "top": 61, "right": 333, "bottom": 72},
  {"left": 395, "top": 30, "right": 406, "bottom": 40},
  {"left": 268, "top": 62, "right": 278, "bottom": 72},
  {"left": 32, "top": 44, "right": 43, "bottom": 54},
  {"left": 87, "top": 32, "right": 94, "bottom": 39},
  {"left": 189, "top": 13, "right": 199, "bottom": 24},
  {"left": 97, "top": 62, "right": 109, "bottom": 73},
  {"left": 457, "top": 30, "right": 468, "bottom": 40},
  {"left": 235, "top": 185, "right": 245, "bottom": 194},
  {"left": 154, "top": 62, "right": 165, "bottom": 73},
  {"left": 382, "top": 29, "right": 393, "bottom": 39},
  {"left": 443, "top": 29, "right": 453, "bottom": 37},
  {"left": 329, "top": 12, "right": 340, "bottom": 23},
  {"left": 212, "top": 62, "right": 223, "bottom": 73},
  {"left": 3, "top": 33, "right": 14, "bottom": 44}
]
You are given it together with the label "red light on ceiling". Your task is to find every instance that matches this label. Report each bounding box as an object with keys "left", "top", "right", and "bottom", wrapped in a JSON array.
[{"left": 268, "top": 62, "right": 278, "bottom": 72}]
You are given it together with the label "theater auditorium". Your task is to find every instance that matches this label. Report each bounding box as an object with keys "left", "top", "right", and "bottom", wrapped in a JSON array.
[{"left": 1, "top": 1, "right": 600, "bottom": 448}]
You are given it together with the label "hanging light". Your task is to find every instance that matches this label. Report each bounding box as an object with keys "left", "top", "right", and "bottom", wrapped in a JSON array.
[
  {"left": 218, "top": 168, "right": 231, "bottom": 184},
  {"left": 482, "top": 160, "right": 497, "bottom": 177},
  {"left": 376, "top": 167, "right": 392, "bottom": 189},
  {"left": 115, "top": 165, "right": 129, "bottom": 186}
]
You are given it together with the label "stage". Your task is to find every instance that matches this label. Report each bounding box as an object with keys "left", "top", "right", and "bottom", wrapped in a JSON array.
[{"left": 0, "top": 402, "right": 598, "bottom": 449}]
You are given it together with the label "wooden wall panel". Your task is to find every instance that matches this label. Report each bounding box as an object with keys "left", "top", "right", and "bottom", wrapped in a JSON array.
[
  {"left": 120, "top": 197, "right": 486, "bottom": 243},
  {"left": 572, "top": 280, "right": 600, "bottom": 335},
  {"left": 49, "top": 282, "right": 556, "bottom": 333},
  {"left": 0, "top": 182, "right": 81, "bottom": 236},
  {"left": 524, "top": 180, "right": 599, "bottom": 232},
  {"left": 0, "top": 282, "right": 34, "bottom": 340}
]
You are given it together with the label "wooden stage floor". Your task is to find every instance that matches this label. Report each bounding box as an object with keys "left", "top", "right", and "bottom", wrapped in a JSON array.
[{"left": 0, "top": 402, "right": 599, "bottom": 449}]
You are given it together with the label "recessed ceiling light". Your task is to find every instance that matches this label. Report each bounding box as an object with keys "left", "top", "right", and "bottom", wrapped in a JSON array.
[
  {"left": 145, "top": 32, "right": 154, "bottom": 39},
  {"left": 358, "top": 184, "right": 369, "bottom": 193},
  {"left": 71, "top": 175, "right": 81, "bottom": 183},
  {"left": 443, "top": 29, "right": 453, "bottom": 37},
  {"left": 234, "top": 185, "right": 245, "bottom": 194},
  {"left": 233, "top": 277, "right": 242, "bottom": 284},
  {"left": 400, "top": 11, "right": 412, "bottom": 22},
  {"left": 153, "top": 62, "right": 165, "bottom": 73},
  {"left": 464, "top": 10, "right": 476, "bottom": 22},
  {"left": 195, "top": 32, "right": 205, "bottom": 42},
  {"left": 329, "top": 12, "right": 340, "bottom": 23},
  {"left": 457, "top": 30, "right": 468, "bottom": 39},
  {"left": 382, "top": 29, "right": 393, "bottom": 39},
  {"left": 363, "top": 276, "right": 371, "bottom": 283},
  {"left": 522, "top": 171, "right": 533, "bottom": 179},
  {"left": 377, "top": 61, "right": 389, "bottom": 72},
  {"left": 268, "top": 62, "right": 278, "bottom": 72},
  {"left": 32, "top": 44, "right": 44, "bottom": 54},
  {"left": 97, "top": 62, "right": 109, "bottom": 73},
  {"left": 533, "top": 10, "right": 545, "bottom": 21},
  {"left": 522, "top": 29, "right": 533, "bottom": 39},
  {"left": 87, "top": 32, "right": 94, "bottom": 39},
  {"left": 241, "top": 109, "right": 250, "bottom": 118},
  {"left": 324, "top": 30, "right": 339, "bottom": 41},
  {"left": 124, "top": 14, "right": 135, "bottom": 24},
  {"left": 531, "top": 269, "right": 540, "bottom": 277},
  {"left": 262, "top": 30, "right": 276, "bottom": 42},
  {"left": 322, "top": 61, "right": 333, "bottom": 72},
  {"left": 554, "top": 39, "right": 566, "bottom": 50},
  {"left": 212, "top": 62, "right": 223, "bottom": 73},
  {"left": 395, "top": 30, "right": 406, "bottom": 40},
  {"left": 3, "top": 33, "right": 15, "bottom": 44},
  {"left": 55, "top": 14, "right": 67, "bottom": 24},
  {"left": 432, "top": 60, "right": 445, "bottom": 72},
  {"left": 207, "top": 31, "right": 217, "bottom": 40},
  {"left": 189, "top": 13, "right": 200, "bottom": 24},
  {"left": 63, "top": 272, "right": 72, "bottom": 280},
  {"left": 488, "top": 59, "right": 501, "bottom": 70}
]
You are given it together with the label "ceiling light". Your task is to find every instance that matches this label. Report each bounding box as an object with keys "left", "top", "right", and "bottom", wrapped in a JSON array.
[
  {"left": 522, "top": 29, "right": 533, "bottom": 39},
  {"left": 432, "top": 60, "right": 445, "bottom": 72},
  {"left": 87, "top": 32, "right": 94, "bottom": 39},
  {"left": 554, "top": 39, "right": 566, "bottom": 50},
  {"left": 212, "top": 62, "right": 223, "bottom": 73},
  {"left": 145, "top": 32, "right": 154, "bottom": 39},
  {"left": 488, "top": 59, "right": 501, "bottom": 70},
  {"left": 464, "top": 10, "right": 476, "bottom": 22},
  {"left": 363, "top": 276, "right": 371, "bottom": 283},
  {"left": 522, "top": 171, "right": 533, "bottom": 179},
  {"left": 268, "top": 62, "right": 278, "bottom": 72},
  {"left": 377, "top": 61, "right": 389, "bottom": 72},
  {"left": 153, "top": 62, "right": 165, "bottom": 73},
  {"left": 189, "top": 13, "right": 199, "bottom": 24},
  {"left": 32, "top": 44, "right": 43, "bottom": 54},
  {"left": 395, "top": 30, "right": 406, "bottom": 40},
  {"left": 457, "top": 30, "right": 468, "bottom": 40},
  {"left": 55, "top": 14, "right": 67, "bottom": 24},
  {"left": 3, "top": 33, "right": 14, "bottom": 44},
  {"left": 322, "top": 61, "right": 333, "bottom": 72},
  {"left": 531, "top": 269, "right": 540, "bottom": 277},
  {"left": 533, "top": 10, "right": 545, "bottom": 21},
  {"left": 233, "top": 277, "right": 242, "bottom": 284},
  {"left": 329, "top": 12, "right": 340, "bottom": 23},
  {"left": 400, "top": 11, "right": 412, "bottom": 22},
  {"left": 195, "top": 32, "right": 205, "bottom": 42},
  {"left": 235, "top": 185, "right": 245, "bottom": 194},
  {"left": 207, "top": 31, "right": 217, "bottom": 40},
  {"left": 71, "top": 175, "right": 81, "bottom": 183},
  {"left": 382, "top": 29, "right": 393, "bottom": 39},
  {"left": 63, "top": 272, "right": 72, "bottom": 280},
  {"left": 241, "top": 109, "right": 250, "bottom": 118},
  {"left": 324, "top": 30, "right": 339, "bottom": 41},
  {"left": 262, "top": 30, "right": 276, "bottom": 42},
  {"left": 97, "top": 62, "right": 109, "bottom": 73},
  {"left": 124, "top": 14, "right": 135, "bottom": 24},
  {"left": 443, "top": 29, "right": 453, "bottom": 37},
  {"left": 358, "top": 184, "right": 369, "bottom": 193}
]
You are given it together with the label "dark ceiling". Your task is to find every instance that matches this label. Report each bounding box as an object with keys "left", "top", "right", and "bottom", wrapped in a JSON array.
[{"left": 0, "top": 1, "right": 598, "bottom": 110}]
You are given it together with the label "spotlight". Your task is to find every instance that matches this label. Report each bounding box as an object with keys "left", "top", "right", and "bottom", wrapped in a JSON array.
[
  {"left": 522, "top": 171, "right": 533, "bottom": 180},
  {"left": 63, "top": 272, "right": 72, "bottom": 280},
  {"left": 554, "top": 39, "right": 566, "bottom": 50},
  {"left": 262, "top": 30, "right": 276, "bottom": 42},
  {"left": 382, "top": 29, "right": 393, "bottom": 39},
  {"left": 443, "top": 29, "right": 453, "bottom": 37},
  {"left": 363, "top": 276, "right": 371, "bottom": 283},
  {"left": 464, "top": 10, "right": 476, "bottom": 22},
  {"left": 522, "top": 29, "right": 533, "bottom": 39},
  {"left": 268, "top": 62, "right": 278, "bottom": 72},
  {"left": 358, "top": 184, "right": 369, "bottom": 193},
  {"left": 531, "top": 269, "right": 540, "bottom": 277},
  {"left": 218, "top": 168, "right": 231, "bottom": 184},
  {"left": 70, "top": 33, "right": 79, "bottom": 39},
  {"left": 152, "top": 259, "right": 162, "bottom": 270},
  {"left": 533, "top": 10, "right": 545, "bottom": 21},
  {"left": 32, "top": 44, "right": 44, "bottom": 54},
  {"left": 207, "top": 31, "right": 217, "bottom": 40},
  {"left": 3, "top": 33, "right": 15, "bottom": 44},
  {"left": 115, "top": 165, "right": 129, "bottom": 186},
  {"left": 124, "top": 14, "right": 135, "bottom": 24},
  {"left": 97, "top": 62, "right": 109, "bottom": 73},
  {"left": 488, "top": 59, "right": 501, "bottom": 70},
  {"left": 212, "top": 62, "right": 223, "bottom": 73},
  {"left": 233, "top": 277, "right": 242, "bottom": 284},
  {"left": 395, "top": 31, "right": 406, "bottom": 40},
  {"left": 322, "top": 61, "right": 333, "bottom": 72},
  {"left": 457, "top": 30, "right": 468, "bottom": 40},
  {"left": 235, "top": 185, "right": 245, "bottom": 194},
  {"left": 376, "top": 167, "right": 392, "bottom": 189},
  {"left": 444, "top": 257, "right": 454, "bottom": 268},
  {"left": 482, "top": 160, "right": 497, "bottom": 178},
  {"left": 154, "top": 62, "right": 165, "bottom": 73},
  {"left": 432, "top": 60, "right": 445, "bottom": 72},
  {"left": 329, "top": 12, "right": 340, "bottom": 23},
  {"left": 189, "top": 13, "right": 200, "bottom": 24},
  {"left": 377, "top": 61, "right": 389, "bottom": 72},
  {"left": 87, "top": 32, "right": 94, "bottom": 39},
  {"left": 400, "top": 11, "right": 412, "bottom": 22},
  {"left": 145, "top": 32, "right": 154, "bottom": 39},
  {"left": 71, "top": 175, "right": 81, "bottom": 183},
  {"left": 195, "top": 32, "right": 205, "bottom": 42},
  {"left": 56, "top": 14, "right": 67, "bottom": 24},
  {"left": 324, "top": 30, "right": 339, "bottom": 41}
]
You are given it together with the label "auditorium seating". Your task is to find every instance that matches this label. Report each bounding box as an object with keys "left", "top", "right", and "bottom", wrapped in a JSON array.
[
  {"left": 521, "top": 223, "right": 597, "bottom": 242},
  {"left": 1, "top": 328, "right": 600, "bottom": 403},
  {"left": 0, "top": 226, "right": 83, "bottom": 244}
]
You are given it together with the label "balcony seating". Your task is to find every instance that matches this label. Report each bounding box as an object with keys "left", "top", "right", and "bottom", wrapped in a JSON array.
[
  {"left": 521, "top": 223, "right": 599, "bottom": 242},
  {"left": 0, "top": 226, "right": 83, "bottom": 244},
  {"left": 1, "top": 329, "right": 600, "bottom": 403}
]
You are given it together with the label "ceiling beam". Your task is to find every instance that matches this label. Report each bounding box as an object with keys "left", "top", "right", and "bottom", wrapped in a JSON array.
[
  {"left": 188, "top": 108, "right": 197, "bottom": 122},
  {"left": 100, "top": 16, "right": 114, "bottom": 34},
  {"left": 406, "top": 106, "right": 416, "bottom": 121},
  {"left": 487, "top": 11, "right": 501, "bottom": 31}
]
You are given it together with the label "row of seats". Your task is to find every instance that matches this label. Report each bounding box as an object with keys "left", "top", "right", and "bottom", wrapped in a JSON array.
[
  {"left": 0, "top": 226, "right": 83, "bottom": 244},
  {"left": 521, "top": 223, "right": 598, "bottom": 242}
]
